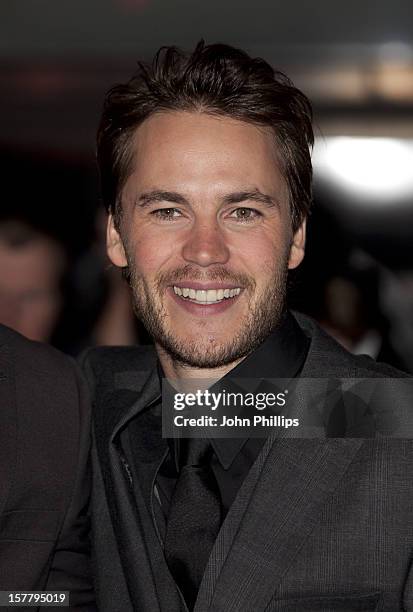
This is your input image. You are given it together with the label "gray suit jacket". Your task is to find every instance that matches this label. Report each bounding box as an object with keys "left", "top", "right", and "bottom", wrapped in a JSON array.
[
  {"left": 0, "top": 324, "right": 95, "bottom": 610},
  {"left": 83, "top": 314, "right": 413, "bottom": 612}
]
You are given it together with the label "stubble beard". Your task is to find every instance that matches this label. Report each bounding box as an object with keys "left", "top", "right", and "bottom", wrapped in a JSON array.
[{"left": 126, "top": 258, "right": 289, "bottom": 369}]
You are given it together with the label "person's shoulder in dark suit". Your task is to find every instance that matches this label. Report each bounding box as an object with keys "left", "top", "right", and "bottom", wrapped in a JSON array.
[
  {"left": 0, "top": 324, "right": 96, "bottom": 610},
  {"left": 294, "top": 311, "right": 409, "bottom": 376}
]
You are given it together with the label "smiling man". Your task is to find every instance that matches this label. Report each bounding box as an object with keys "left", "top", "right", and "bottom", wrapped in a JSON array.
[
  {"left": 107, "top": 109, "right": 305, "bottom": 376},
  {"left": 84, "top": 42, "right": 413, "bottom": 612}
]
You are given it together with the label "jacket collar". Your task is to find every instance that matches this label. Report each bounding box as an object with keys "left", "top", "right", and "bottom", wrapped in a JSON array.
[
  {"left": 102, "top": 312, "right": 377, "bottom": 446},
  {"left": 195, "top": 436, "right": 364, "bottom": 612},
  {"left": 109, "top": 364, "right": 161, "bottom": 444}
]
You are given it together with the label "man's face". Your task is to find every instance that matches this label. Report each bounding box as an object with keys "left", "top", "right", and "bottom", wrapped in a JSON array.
[
  {"left": 0, "top": 236, "right": 64, "bottom": 342},
  {"left": 107, "top": 111, "right": 305, "bottom": 368}
]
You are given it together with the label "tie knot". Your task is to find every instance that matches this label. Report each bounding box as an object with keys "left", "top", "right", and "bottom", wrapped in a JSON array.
[{"left": 180, "top": 437, "right": 212, "bottom": 468}]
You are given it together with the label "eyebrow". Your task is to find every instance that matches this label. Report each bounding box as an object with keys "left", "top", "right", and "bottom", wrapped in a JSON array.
[
  {"left": 137, "top": 191, "right": 188, "bottom": 207},
  {"left": 222, "top": 190, "right": 279, "bottom": 209},
  {"left": 136, "top": 188, "right": 279, "bottom": 209}
]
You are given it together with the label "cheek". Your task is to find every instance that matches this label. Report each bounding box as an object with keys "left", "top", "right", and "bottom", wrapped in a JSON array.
[
  {"left": 127, "top": 230, "right": 178, "bottom": 277},
  {"left": 230, "top": 232, "right": 286, "bottom": 276}
]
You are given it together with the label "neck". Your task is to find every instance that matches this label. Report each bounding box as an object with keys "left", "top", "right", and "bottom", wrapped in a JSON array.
[{"left": 156, "top": 343, "right": 246, "bottom": 382}]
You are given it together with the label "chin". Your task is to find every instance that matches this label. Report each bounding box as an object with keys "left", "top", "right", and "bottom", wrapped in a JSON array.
[
  {"left": 178, "top": 329, "right": 233, "bottom": 350},
  {"left": 157, "top": 332, "right": 250, "bottom": 370}
]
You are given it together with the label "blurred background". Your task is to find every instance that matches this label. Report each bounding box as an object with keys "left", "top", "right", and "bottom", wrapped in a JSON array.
[{"left": 1, "top": 0, "right": 413, "bottom": 371}]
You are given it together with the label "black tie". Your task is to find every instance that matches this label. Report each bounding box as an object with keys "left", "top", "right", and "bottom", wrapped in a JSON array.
[{"left": 164, "top": 438, "right": 222, "bottom": 609}]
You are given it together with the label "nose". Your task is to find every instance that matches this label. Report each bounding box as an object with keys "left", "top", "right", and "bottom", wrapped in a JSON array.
[{"left": 181, "top": 220, "right": 230, "bottom": 267}]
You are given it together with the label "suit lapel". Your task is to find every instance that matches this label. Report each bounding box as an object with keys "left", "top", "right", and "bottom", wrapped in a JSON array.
[
  {"left": 205, "top": 437, "right": 363, "bottom": 611},
  {"left": 194, "top": 347, "right": 337, "bottom": 611},
  {"left": 195, "top": 434, "right": 275, "bottom": 612},
  {"left": 96, "top": 368, "right": 183, "bottom": 612},
  {"left": 96, "top": 368, "right": 162, "bottom": 610},
  {"left": 197, "top": 316, "right": 380, "bottom": 610}
]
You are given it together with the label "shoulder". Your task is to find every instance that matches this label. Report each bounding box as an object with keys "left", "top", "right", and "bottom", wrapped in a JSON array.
[
  {"left": 79, "top": 343, "right": 157, "bottom": 396},
  {"left": 0, "top": 323, "right": 80, "bottom": 382},
  {"left": 80, "top": 343, "right": 156, "bottom": 375},
  {"left": 0, "top": 324, "right": 88, "bottom": 425},
  {"left": 0, "top": 327, "right": 90, "bottom": 513},
  {"left": 293, "top": 312, "right": 409, "bottom": 378},
  {"left": 0, "top": 326, "right": 93, "bottom": 596},
  {"left": 292, "top": 314, "right": 412, "bottom": 437}
]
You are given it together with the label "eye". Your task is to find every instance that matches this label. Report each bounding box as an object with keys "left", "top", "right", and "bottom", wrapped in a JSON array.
[
  {"left": 229, "top": 207, "right": 262, "bottom": 222},
  {"left": 150, "top": 207, "right": 183, "bottom": 221}
]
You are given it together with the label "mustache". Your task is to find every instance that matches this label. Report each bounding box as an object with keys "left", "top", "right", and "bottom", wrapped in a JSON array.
[{"left": 154, "top": 265, "right": 256, "bottom": 289}]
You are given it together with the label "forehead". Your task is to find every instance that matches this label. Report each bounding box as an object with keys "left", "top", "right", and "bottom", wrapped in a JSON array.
[{"left": 124, "top": 111, "right": 283, "bottom": 195}]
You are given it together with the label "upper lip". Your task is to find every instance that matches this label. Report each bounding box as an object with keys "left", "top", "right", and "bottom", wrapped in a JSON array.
[{"left": 171, "top": 282, "right": 242, "bottom": 290}]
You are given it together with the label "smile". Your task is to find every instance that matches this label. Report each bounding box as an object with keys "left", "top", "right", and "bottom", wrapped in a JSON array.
[{"left": 173, "top": 286, "right": 241, "bottom": 304}]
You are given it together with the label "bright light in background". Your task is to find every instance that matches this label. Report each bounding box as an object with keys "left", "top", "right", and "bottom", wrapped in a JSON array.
[
  {"left": 313, "top": 137, "right": 413, "bottom": 203},
  {"left": 378, "top": 41, "right": 413, "bottom": 63}
]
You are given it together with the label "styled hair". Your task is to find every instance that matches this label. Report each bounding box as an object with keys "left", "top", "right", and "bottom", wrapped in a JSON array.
[{"left": 97, "top": 40, "right": 314, "bottom": 232}]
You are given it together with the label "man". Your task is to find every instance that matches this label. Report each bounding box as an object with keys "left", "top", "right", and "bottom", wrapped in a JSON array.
[
  {"left": 0, "top": 323, "right": 95, "bottom": 610},
  {"left": 0, "top": 219, "right": 66, "bottom": 343},
  {"left": 83, "top": 42, "right": 413, "bottom": 611}
]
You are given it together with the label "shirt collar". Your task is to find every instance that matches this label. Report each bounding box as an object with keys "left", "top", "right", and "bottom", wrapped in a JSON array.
[
  {"left": 210, "top": 310, "right": 309, "bottom": 468},
  {"left": 165, "top": 310, "right": 309, "bottom": 471}
]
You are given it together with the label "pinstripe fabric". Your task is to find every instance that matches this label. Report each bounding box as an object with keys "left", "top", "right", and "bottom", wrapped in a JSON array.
[{"left": 195, "top": 435, "right": 276, "bottom": 611}]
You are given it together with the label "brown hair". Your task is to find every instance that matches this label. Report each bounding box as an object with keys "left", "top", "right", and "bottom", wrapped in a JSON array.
[{"left": 97, "top": 40, "right": 314, "bottom": 231}]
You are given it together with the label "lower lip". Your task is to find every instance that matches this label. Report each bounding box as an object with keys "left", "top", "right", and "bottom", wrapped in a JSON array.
[{"left": 168, "top": 287, "right": 243, "bottom": 315}]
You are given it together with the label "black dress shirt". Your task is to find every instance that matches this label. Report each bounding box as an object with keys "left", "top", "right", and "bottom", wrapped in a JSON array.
[{"left": 155, "top": 311, "right": 309, "bottom": 520}]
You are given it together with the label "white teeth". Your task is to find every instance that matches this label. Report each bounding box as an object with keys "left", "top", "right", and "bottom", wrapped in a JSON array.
[
  {"left": 207, "top": 289, "right": 217, "bottom": 302},
  {"left": 194, "top": 289, "right": 204, "bottom": 301},
  {"left": 228, "top": 288, "right": 241, "bottom": 298},
  {"left": 173, "top": 286, "right": 241, "bottom": 303}
]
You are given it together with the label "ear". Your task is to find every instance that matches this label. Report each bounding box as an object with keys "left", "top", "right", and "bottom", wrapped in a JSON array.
[
  {"left": 288, "top": 219, "right": 306, "bottom": 270},
  {"left": 106, "top": 214, "right": 128, "bottom": 267}
]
